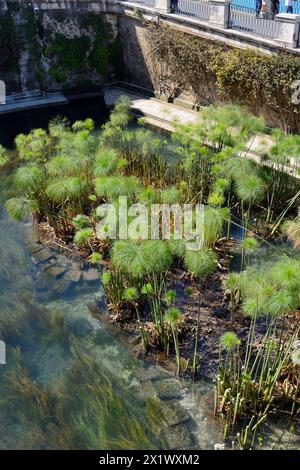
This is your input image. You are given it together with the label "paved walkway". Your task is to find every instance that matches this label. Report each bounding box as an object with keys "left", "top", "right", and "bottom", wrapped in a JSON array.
[
  {"left": 0, "top": 91, "right": 68, "bottom": 115},
  {"left": 103, "top": 85, "right": 300, "bottom": 180},
  {"left": 103, "top": 86, "right": 200, "bottom": 132}
]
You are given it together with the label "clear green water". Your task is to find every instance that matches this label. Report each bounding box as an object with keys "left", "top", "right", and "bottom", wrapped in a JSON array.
[{"left": 0, "top": 204, "right": 222, "bottom": 450}]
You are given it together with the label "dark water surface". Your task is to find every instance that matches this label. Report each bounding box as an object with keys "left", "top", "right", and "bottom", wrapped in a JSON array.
[{"left": 0, "top": 94, "right": 109, "bottom": 147}]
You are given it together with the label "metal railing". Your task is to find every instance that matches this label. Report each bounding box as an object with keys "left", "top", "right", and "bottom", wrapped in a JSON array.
[
  {"left": 232, "top": 0, "right": 300, "bottom": 14},
  {"left": 229, "top": 5, "right": 280, "bottom": 39},
  {"left": 119, "top": 0, "right": 298, "bottom": 47},
  {"left": 175, "top": 0, "right": 210, "bottom": 20},
  {"left": 125, "top": 0, "right": 156, "bottom": 7}
]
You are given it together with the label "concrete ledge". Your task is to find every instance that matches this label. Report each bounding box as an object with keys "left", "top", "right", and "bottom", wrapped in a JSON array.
[{"left": 275, "top": 13, "right": 300, "bottom": 48}]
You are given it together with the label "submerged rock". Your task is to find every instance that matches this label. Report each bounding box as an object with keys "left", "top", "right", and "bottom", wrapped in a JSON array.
[
  {"left": 63, "top": 268, "right": 82, "bottom": 284},
  {"left": 137, "top": 366, "right": 173, "bottom": 383},
  {"left": 83, "top": 268, "right": 99, "bottom": 283},
  {"left": 93, "top": 292, "right": 107, "bottom": 312},
  {"left": 68, "top": 318, "right": 94, "bottom": 337},
  {"left": 52, "top": 279, "right": 73, "bottom": 296},
  {"left": 31, "top": 248, "right": 53, "bottom": 264},
  {"left": 156, "top": 379, "right": 183, "bottom": 400},
  {"left": 26, "top": 240, "right": 44, "bottom": 255},
  {"left": 160, "top": 401, "right": 190, "bottom": 426},
  {"left": 36, "top": 271, "right": 54, "bottom": 291},
  {"left": 139, "top": 380, "right": 158, "bottom": 399},
  {"left": 45, "top": 265, "right": 67, "bottom": 279},
  {"left": 164, "top": 423, "right": 193, "bottom": 450}
]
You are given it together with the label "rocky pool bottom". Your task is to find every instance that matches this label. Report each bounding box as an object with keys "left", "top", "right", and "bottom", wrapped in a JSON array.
[
  {"left": 1, "top": 207, "right": 299, "bottom": 449},
  {"left": 0, "top": 209, "right": 226, "bottom": 450}
]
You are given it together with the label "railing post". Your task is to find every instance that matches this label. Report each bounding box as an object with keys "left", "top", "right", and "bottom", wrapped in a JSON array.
[
  {"left": 155, "top": 0, "right": 171, "bottom": 14},
  {"left": 275, "top": 13, "right": 300, "bottom": 48},
  {"left": 209, "top": 0, "right": 231, "bottom": 29}
]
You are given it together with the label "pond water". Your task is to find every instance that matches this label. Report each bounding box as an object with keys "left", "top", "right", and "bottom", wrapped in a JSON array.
[
  {"left": 0, "top": 100, "right": 223, "bottom": 450},
  {"left": 0, "top": 200, "right": 225, "bottom": 450},
  {"left": 0, "top": 94, "right": 109, "bottom": 147},
  {"left": 1, "top": 100, "right": 298, "bottom": 450}
]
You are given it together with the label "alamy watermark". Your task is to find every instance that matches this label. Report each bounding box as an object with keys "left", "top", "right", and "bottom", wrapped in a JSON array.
[
  {"left": 0, "top": 340, "right": 6, "bottom": 365},
  {"left": 0, "top": 80, "right": 6, "bottom": 105},
  {"left": 291, "top": 80, "right": 300, "bottom": 105},
  {"left": 95, "top": 197, "right": 205, "bottom": 250}
]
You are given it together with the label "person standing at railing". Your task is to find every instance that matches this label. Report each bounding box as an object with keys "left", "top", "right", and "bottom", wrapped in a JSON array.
[
  {"left": 271, "top": 0, "right": 279, "bottom": 14},
  {"left": 171, "top": 0, "right": 179, "bottom": 12},
  {"left": 285, "top": 0, "right": 294, "bottom": 12},
  {"left": 256, "top": 0, "right": 262, "bottom": 16}
]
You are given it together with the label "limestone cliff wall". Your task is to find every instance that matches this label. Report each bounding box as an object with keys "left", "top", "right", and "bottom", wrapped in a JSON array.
[{"left": 0, "top": 2, "right": 123, "bottom": 93}]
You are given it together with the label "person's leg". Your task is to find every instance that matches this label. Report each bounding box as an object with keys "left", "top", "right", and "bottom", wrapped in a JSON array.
[
  {"left": 271, "top": 1, "right": 275, "bottom": 14},
  {"left": 256, "top": 0, "right": 262, "bottom": 16},
  {"left": 271, "top": 0, "right": 279, "bottom": 15}
]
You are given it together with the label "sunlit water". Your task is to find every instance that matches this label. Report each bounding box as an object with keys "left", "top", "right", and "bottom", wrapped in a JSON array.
[
  {"left": 1, "top": 101, "right": 297, "bottom": 449},
  {"left": 0, "top": 203, "right": 223, "bottom": 450}
]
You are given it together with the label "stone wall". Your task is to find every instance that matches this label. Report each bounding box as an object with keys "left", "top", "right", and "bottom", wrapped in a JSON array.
[
  {"left": 0, "top": 3, "right": 123, "bottom": 93},
  {"left": 118, "top": 16, "right": 153, "bottom": 90}
]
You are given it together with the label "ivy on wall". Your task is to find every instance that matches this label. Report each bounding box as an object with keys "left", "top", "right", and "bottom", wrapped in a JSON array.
[
  {"left": 41, "top": 13, "right": 124, "bottom": 88},
  {"left": 145, "top": 22, "right": 300, "bottom": 132}
]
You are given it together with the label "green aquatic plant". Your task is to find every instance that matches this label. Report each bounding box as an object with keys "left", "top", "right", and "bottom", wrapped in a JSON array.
[
  {"left": 101, "top": 269, "right": 124, "bottom": 312},
  {"left": 160, "top": 187, "right": 181, "bottom": 204},
  {"left": 93, "top": 148, "right": 119, "bottom": 177},
  {"left": 203, "top": 206, "right": 229, "bottom": 249},
  {"left": 164, "top": 289, "right": 177, "bottom": 306},
  {"left": 185, "top": 248, "right": 216, "bottom": 375},
  {"left": 123, "top": 287, "right": 148, "bottom": 349},
  {"left": 242, "top": 237, "right": 259, "bottom": 266},
  {"left": 95, "top": 175, "right": 141, "bottom": 202},
  {"left": 219, "top": 331, "right": 240, "bottom": 352},
  {"left": 111, "top": 240, "right": 173, "bottom": 347},
  {"left": 216, "top": 256, "right": 300, "bottom": 447},
  {"left": 6, "top": 118, "right": 99, "bottom": 237},
  {"left": 235, "top": 172, "right": 264, "bottom": 269},
  {"left": 141, "top": 282, "right": 154, "bottom": 295},
  {"left": 164, "top": 307, "right": 182, "bottom": 375},
  {"left": 90, "top": 251, "right": 102, "bottom": 265},
  {"left": 167, "top": 238, "right": 186, "bottom": 259},
  {"left": 73, "top": 214, "right": 91, "bottom": 230},
  {"left": 74, "top": 228, "right": 94, "bottom": 247},
  {"left": 0, "top": 145, "right": 9, "bottom": 168},
  {"left": 48, "top": 116, "right": 69, "bottom": 138},
  {"left": 225, "top": 272, "right": 241, "bottom": 321},
  {"left": 184, "top": 248, "right": 217, "bottom": 278},
  {"left": 5, "top": 197, "right": 33, "bottom": 221},
  {"left": 137, "top": 186, "right": 158, "bottom": 205},
  {"left": 112, "top": 240, "right": 172, "bottom": 280},
  {"left": 0, "top": 341, "right": 167, "bottom": 450},
  {"left": 15, "top": 128, "right": 52, "bottom": 162}
]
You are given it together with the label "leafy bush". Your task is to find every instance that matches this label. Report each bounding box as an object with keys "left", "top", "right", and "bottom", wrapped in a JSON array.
[{"left": 146, "top": 23, "right": 300, "bottom": 131}]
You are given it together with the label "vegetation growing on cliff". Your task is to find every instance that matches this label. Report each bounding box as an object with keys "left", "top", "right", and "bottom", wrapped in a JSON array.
[
  {"left": 42, "top": 13, "right": 121, "bottom": 87},
  {"left": 0, "top": 8, "right": 19, "bottom": 75},
  {"left": 0, "top": 7, "right": 123, "bottom": 90}
]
